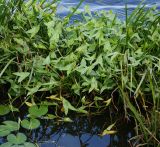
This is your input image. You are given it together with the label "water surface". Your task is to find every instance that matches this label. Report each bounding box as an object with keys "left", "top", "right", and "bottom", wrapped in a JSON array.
[
  {"left": 0, "top": 114, "right": 136, "bottom": 147},
  {"left": 57, "top": 0, "right": 160, "bottom": 17}
]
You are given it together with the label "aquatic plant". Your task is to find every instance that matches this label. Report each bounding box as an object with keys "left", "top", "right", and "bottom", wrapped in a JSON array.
[
  {"left": 1, "top": 133, "right": 35, "bottom": 147},
  {"left": 0, "top": 0, "right": 160, "bottom": 146}
]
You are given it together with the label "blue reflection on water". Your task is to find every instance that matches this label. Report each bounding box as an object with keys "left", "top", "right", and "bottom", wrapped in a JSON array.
[
  {"left": 34, "top": 115, "right": 135, "bottom": 147},
  {"left": 0, "top": 109, "right": 136, "bottom": 147},
  {"left": 57, "top": 0, "right": 160, "bottom": 17}
]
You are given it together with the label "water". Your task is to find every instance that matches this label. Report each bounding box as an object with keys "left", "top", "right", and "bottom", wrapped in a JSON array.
[
  {"left": 57, "top": 0, "right": 160, "bottom": 17},
  {"left": 0, "top": 114, "right": 136, "bottom": 147},
  {"left": 36, "top": 115, "right": 135, "bottom": 147}
]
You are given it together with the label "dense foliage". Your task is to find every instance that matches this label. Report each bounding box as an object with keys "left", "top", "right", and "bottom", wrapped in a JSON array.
[{"left": 0, "top": 0, "right": 160, "bottom": 146}]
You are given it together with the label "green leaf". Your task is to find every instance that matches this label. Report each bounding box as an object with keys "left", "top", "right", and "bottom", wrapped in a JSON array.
[
  {"left": 0, "top": 58, "right": 15, "bottom": 78},
  {"left": 13, "top": 38, "right": 25, "bottom": 46},
  {"left": 0, "top": 105, "right": 10, "bottom": 116},
  {"left": 7, "top": 133, "right": 27, "bottom": 145},
  {"left": 26, "top": 25, "right": 40, "bottom": 38},
  {"left": 9, "top": 106, "right": 19, "bottom": 112},
  {"left": 103, "top": 40, "right": 112, "bottom": 52},
  {"left": 45, "top": 21, "right": 56, "bottom": 37},
  {"left": 100, "top": 79, "right": 116, "bottom": 93},
  {"left": 48, "top": 22, "right": 62, "bottom": 48},
  {"left": 89, "top": 77, "right": 98, "bottom": 93},
  {"left": 104, "top": 98, "right": 112, "bottom": 107},
  {"left": 71, "top": 83, "right": 81, "bottom": 95},
  {"left": 21, "top": 118, "right": 40, "bottom": 130},
  {"left": 13, "top": 39, "right": 29, "bottom": 54},
  {"left": 29, "top": 105, "right": 48, "bottom": 117},
  {"left": 76, "top": 106, "right": 88, "bottom": 114},
  {"left": 62, "top": 98, "right": 77, "bottom": 115},
  {"left": 24, "top": 142, "right": 36, "bottom": 147},
  {"left": 63, "top": 117, "right": 73, "bottom": 122},
  {"left": 75, "top": 44, "right": 88, "bottom": 55},
  {"left": 13, "top": 72, "right": 30, "bottom": 83},
  {"left": 43, "top": 114, "right": 57, "bottom": 119},
  {"left": 101, "top": 123, "right": 117, "bottom": 136},
  {"left": 27, "top": 83, "right": 41, "bottom": 96},
  {"left": 94, "top": 96, "right": 103, "bottom": 101},
  {"left": 95, "top": 54, "right": 103, "bottom": 67},
  {"left": 43, "top": 55, "right": 50, "bottom": 65},
  {"left": 0, "top": 125, "right": 10, "bottom": 137},
  {"left": 0, "top": 121, "right": 19, "bottom": 137},
  {"left": 84, "top": 5, "right": 92, "bottom": 16},
  {"left": 101, "top": 129, "right": 117, "bottom": 136},
  {"left": 0, "top": 142, "right": 12, "bottom": 147},
  {"left": 3, "top": 121, "right": 19, "bottom": 132}
]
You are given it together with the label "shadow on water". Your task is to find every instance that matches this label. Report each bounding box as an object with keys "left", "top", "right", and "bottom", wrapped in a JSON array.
[
  {"left": 37, "top": 115, "right": 135, "bottom": 147},
  {"left": 0, "top": 112, "right": 136, "bottom": 147}
]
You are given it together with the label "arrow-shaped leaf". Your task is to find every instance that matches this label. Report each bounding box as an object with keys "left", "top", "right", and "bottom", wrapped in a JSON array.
[
  {"left": 62, "top": 98, "right": 76, "bottom": 115},
  {"left": 13, "top": 72, "right": 30, "bottom": 83}
]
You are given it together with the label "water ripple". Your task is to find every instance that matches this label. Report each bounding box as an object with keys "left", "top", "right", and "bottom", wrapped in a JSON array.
[{"left": 57, "top": 0, "right": 160, "bottom": 15}]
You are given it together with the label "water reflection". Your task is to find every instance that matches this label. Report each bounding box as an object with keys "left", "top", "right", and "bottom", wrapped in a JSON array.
[
  {"left": 0, "top": 113, "right": 136, "bottom": 147},
  {"left": 25, "top": 115, "right": 135, "bottom": 147},
  {"left": 57, "top": 0, "right": 160, "bottom": 17}
]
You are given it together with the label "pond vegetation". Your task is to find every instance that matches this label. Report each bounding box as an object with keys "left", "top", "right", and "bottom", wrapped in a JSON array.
[{"left": 0, "top": 0, "right": 160, "bottom": 146}]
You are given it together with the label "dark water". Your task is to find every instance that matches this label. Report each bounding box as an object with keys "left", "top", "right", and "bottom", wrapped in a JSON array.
[
  {"left": 57, "top": 0, "right": 160, "bottom": 16},
  {"left": 0, "top": 114, "right": 136, "bottom": 147},
  {"left": 37, "top": 116, "right": 135, "bottom": 147}
]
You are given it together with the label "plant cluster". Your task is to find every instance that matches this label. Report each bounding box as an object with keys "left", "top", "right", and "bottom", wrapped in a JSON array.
[{"left": 0, "top": 0, "right": 160, "bottom": 146}]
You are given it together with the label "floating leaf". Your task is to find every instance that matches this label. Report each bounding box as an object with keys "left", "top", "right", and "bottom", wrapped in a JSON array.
[
  {"left": 3, "top": 121, "right": 19, "bottom": 132},
  {"left": 7, "top": 133, "right": 27, "bottom": 145},
  {"left": 24, "top": 142, "right": 36, "bottom": 147},
  {"left": 21, "top": 118, "right": 40, "bottom": 130},
  {"left": 0, "top": 125, "right": 10, "bottom": 137},
  {"left": 0, "top": 142, "right": 12, "bottom": 147},
  {"left": 29, "top": 105, "right": 48, "bottom": 117},
  {"left": 0, "top": 136, "right": 35, "bottom": 147},
  {"left": 0, "top": 105, "right": 10, "bottom": 116},
  {"left": 0, "top": 142, "right": 36, "bottom": 147},
  {"left": 0, "top": 121, "right": 19, "bottom": 137}
]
